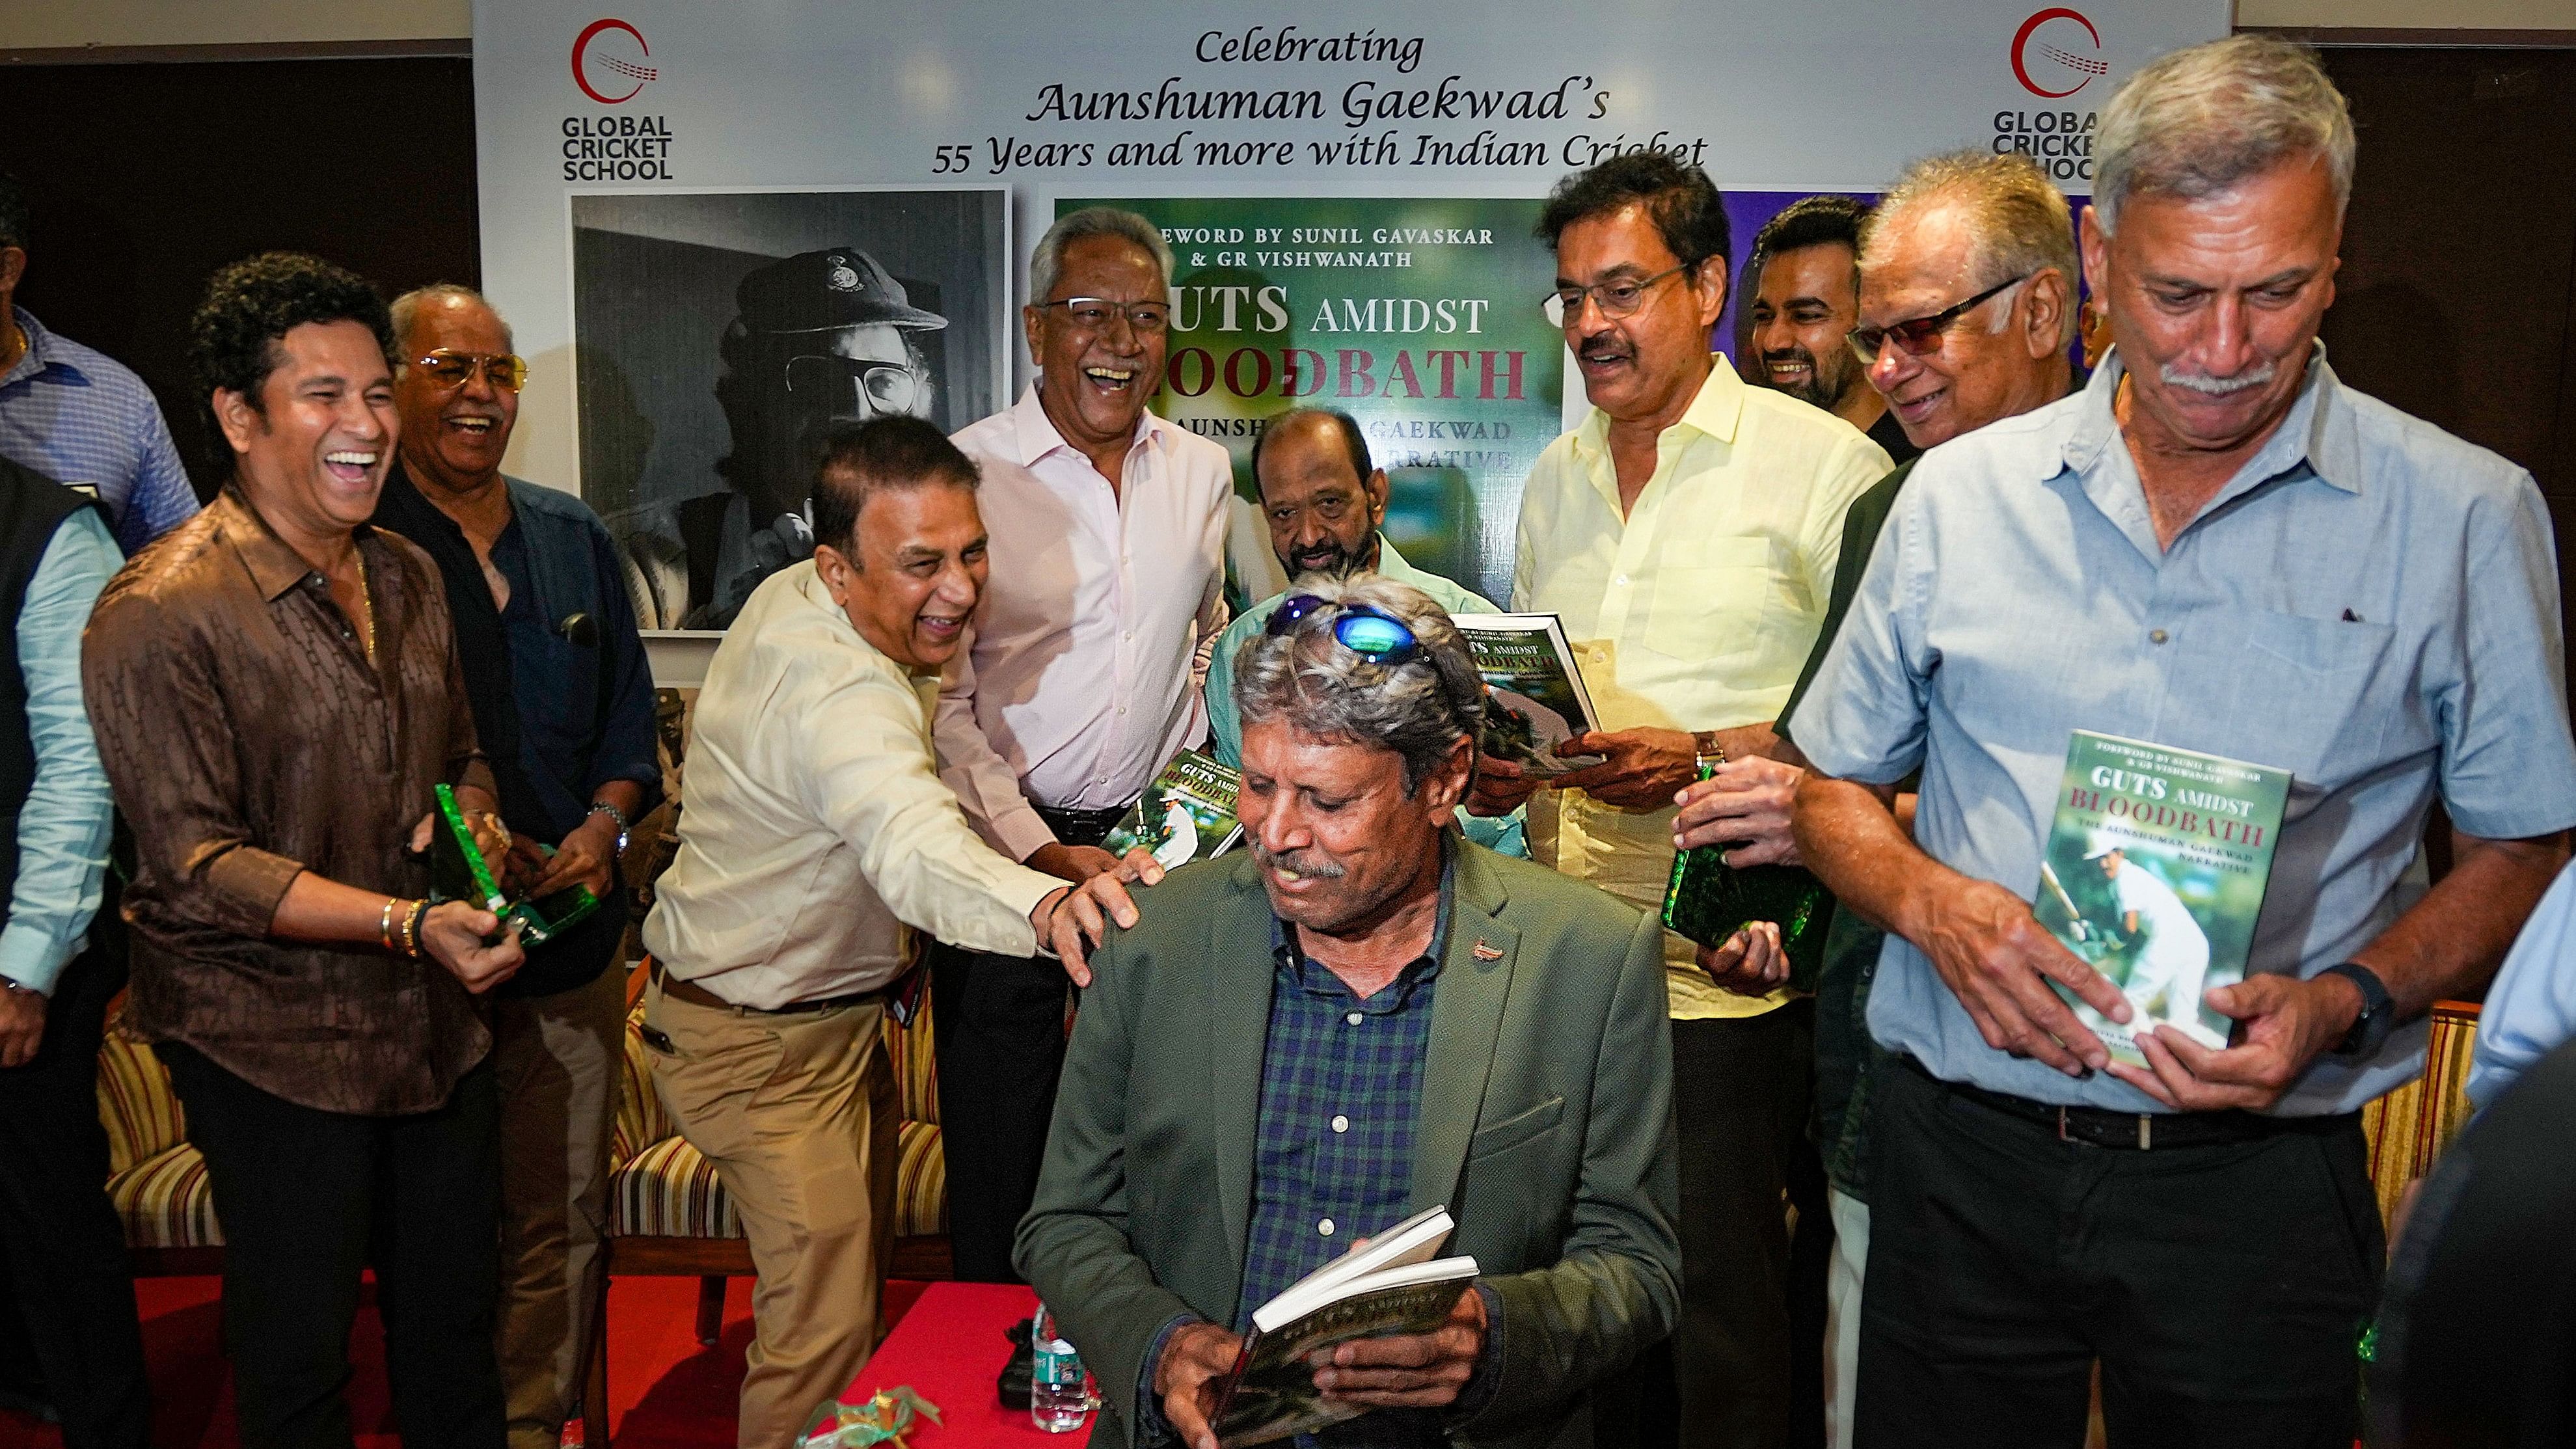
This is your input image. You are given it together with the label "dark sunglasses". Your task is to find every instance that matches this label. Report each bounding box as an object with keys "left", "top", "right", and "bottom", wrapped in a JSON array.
[
  {"left": 1266, "top": 594, "right": 1421, "bottom": 666},
  {"left": 1845, "top": 272, "right": 2031, "bottom": 366}
]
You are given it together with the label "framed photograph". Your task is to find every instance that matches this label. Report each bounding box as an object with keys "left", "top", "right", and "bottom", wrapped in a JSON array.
[{"left": 569, "top": 186, "right": 1010, "bottom": 630}]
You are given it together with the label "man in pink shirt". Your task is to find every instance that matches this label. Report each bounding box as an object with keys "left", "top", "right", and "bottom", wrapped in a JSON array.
[{"left": 938, "top": 206, "right": 1232, "bottom": 1281}]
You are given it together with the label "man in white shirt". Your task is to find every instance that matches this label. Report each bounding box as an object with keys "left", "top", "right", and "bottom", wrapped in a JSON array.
[
  {"left": 2090, "top": 843, "right": 2212, "bottom": 1029},
  {"left": 937, "top": 206, "right": 1232, "bottom": 1281},
  {"left": 640, "top": 418, "right": 1151, "bottom": 1448},
  {"left": 1484, "top": 154, "right": 1886, "bottom": 1449}
]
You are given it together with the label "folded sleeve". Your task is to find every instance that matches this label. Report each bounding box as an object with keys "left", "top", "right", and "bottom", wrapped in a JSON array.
[
  {"left": 2434, "top": 472, "right": 2576, "bottom": 841},
  {"left": 0, "top": 511, "right": 119, "bottom": 992},
  {"left": 2467, "top": 860, "right": 2576, "bottom": 1111}
]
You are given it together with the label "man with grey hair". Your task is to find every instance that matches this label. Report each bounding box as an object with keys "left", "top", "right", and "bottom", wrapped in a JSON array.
[
  {"left": 1020, "top": 575, "right": 1680, "bottom": 1449},
  {"left": 936, "top": 205, "right": 1232, "bottom": 1281},
  {"left": 371, "top": 282, "right": 660, "bottom": 1449},
  {"left": 1789, "top": 36, "right": 2576, "bottom": 1442},
  {"left": 1674, "top": 147, "right": 2080, "bottom": 1448}
]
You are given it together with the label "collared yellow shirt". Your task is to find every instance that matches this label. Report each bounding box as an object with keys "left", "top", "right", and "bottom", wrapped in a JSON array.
[{"left": 1513, "top": 358, "right": 1890, "bottom": 1019}]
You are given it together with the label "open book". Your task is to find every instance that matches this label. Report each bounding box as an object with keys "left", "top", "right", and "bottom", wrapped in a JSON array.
[
  {"left": 1210, "top": 1205, "right": 1480, "bottom": 1448},
  {"left": 1452, "top": 614, "right": 1604, "bottom": 776},
  {"left": 428, "top": 783, "right": 601, "bottom": 947}
]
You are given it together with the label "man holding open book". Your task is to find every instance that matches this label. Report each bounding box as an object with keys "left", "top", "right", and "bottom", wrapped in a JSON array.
[
  {"left": 1790, "top": 39, "right": 2576, "bottom": 1444},
  {"left": 1019, "top": 576, "right": 1679, "bottom": 1449}
]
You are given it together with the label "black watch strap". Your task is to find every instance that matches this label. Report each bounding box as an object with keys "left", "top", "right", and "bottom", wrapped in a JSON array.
[{"left": 2320, "top": 962, "right": 2395, "bottom": 1058}]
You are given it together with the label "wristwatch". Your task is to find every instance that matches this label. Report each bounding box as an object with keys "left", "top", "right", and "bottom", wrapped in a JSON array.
[
  {"left": 1692, "top": 730, "right": 1728, "bottom": 777},
  {"left": 587, "top": 800, "right": 633, "bottom": 856},
  {"left": 2320, "top": 962, "right": 2396, "bottom": 1059}
]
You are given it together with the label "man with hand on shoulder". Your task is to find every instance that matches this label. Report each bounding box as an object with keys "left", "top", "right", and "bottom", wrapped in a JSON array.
[
  {"left": 1675, "top": 148, "right": 2082, "bottom": 1449},
  {"left": 1021, "top": 576, "right": 1677, "bottom": 1449},
  {"left": 1203, "top": 405, "right": 1521, "bottom": 856},
  {"left": 1791, "top": 40, "right": 2576, "bottom": 1442},
  {"left": 84, "top": 252, "right": 524, "bottom": 1447},
  {"left": 640, "top": 416, "right": 1154, "bottom": 1449}
]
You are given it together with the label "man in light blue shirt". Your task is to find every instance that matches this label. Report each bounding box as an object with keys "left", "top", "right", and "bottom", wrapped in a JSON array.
[
  {"left": 2466, "top": 860, "right": 2576, "bottom": 1110},
  {"left": 1204, "top": 407, "right": 1523, "bottom": 856},
  {"left": 1789, "top": 37, "right": 2576, "bottom": 1445},
  {"left": 0, "top": 453, "right": 150, "bottom": 1448},
  {"left": 0, "top": 175, "right": 200, "bottom": 554}
]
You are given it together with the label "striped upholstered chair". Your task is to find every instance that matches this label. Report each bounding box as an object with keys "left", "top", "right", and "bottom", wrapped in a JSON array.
[
  {"left": 94, "top": 1020, "right": 223, "bottom": 1274},
  {"left": 2359, "top": 1000, "right": 2483, "bottom": 1229},
  {"left": 579, "top": 971, "right": 951, "bottom": 1442}
]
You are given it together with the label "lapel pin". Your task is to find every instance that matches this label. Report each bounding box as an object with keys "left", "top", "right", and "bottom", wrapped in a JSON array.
[{"left": 1472, "top": 939, "right": 1504, "bottom": 962}]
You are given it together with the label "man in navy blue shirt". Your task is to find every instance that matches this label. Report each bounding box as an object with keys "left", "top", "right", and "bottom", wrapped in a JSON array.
[
  {"left": 373, "top": 284, "right": 658, "bottom": 1449},
  {"left": 0, "top": 175, "right": 198, "bottom": 553}
]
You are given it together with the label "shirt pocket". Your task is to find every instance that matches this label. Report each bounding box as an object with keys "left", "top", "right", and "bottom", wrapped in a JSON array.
[
  {"left": 1644, "top": 536, "right": 1772, "bottom": 663},
  {"left": 2226, "top": 610, "right": 2395, "bottom": 783},
  {"left": 1465, "top": 1093, "right": 1565, "bottom": 1163}
]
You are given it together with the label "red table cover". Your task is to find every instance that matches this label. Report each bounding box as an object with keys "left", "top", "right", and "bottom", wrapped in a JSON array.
[{"left": 843, "top": 1282, "right": 1099, "bottom": 1444}]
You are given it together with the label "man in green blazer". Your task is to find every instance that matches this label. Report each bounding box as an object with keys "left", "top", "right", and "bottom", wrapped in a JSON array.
[{"left": 1018, "top": 576, "right": 1680, "bottom": 1449}]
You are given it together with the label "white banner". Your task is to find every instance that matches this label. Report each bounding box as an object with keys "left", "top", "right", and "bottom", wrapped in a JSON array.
[{"left": 474, "top": 0, "right": 2225, "bottom": 639}]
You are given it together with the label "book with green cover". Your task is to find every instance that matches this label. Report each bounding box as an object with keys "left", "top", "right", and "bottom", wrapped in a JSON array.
[
  {"left": 2031, "top": 731, "right": 2291, "bottom": 1066},
  {"left": 1210, "top": 1205, "right": 1479, "bottom": 1448},
  {"left": 1102, "top": 750, "right": 1244, "bottom": 869},
  {"left": 1661, "top": 766, "right": 1833, "bottom": 992},
  {"left": 428, "top": 783, "right": 601, "bottom": 947},
  {"left": 1451, "top": 613, "right": 1603, "bottom": 777}
]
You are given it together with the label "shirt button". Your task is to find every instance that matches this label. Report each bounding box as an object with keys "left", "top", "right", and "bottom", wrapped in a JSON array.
[
  {"left": 1331, "top": 1115, "right": 1349, "bottom": 1133},
  {"left": 1614, "top": 573, "right": 1629, "bottom": 586},
  {"left": 2149, "top": 629, "right": 2170, "bottom": 644},
  {"left": 1122, "top": 630, "right": 1133, "bottom": 642},
  {"left": 1318, "top": 1218, "right": 1335, "bottom": 1237},
  {"left": 1345, "top": 1011, "right": 1363, "bottom": 1025}
]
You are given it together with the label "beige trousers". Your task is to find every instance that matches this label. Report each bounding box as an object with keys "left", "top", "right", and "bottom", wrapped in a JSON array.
[
  {"left": 491, "top": 964, "right": 628, "bottom": 1449},
  {"left": 642, "top": 976, "right": 897, "bottom": 1449}
]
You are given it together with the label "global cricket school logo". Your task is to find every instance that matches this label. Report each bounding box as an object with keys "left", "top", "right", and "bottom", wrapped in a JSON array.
[
  {"left": 572, "top": 18, "right": 658, "bottom": 105},
  {"left": 2011, "top": 8, "right": 2108, "bottom": 100}
]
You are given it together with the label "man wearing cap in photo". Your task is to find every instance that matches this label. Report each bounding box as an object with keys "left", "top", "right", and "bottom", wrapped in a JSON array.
[{"left": 623, "top": 246, "right": 947, "bottom": 629}]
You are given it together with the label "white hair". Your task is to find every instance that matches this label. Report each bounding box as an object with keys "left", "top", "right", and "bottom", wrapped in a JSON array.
[
  {"left": 1862, "top": 150, "right": 2080, "bottom": 349},
  {"left": 2093, "top": 34, "right": 2355, "bottom": 235},
  {"left": 1028, "top": 206, "right": 1174, "bottom": 305},
  {"left": 1230, "top": 575, "right": 1484, "bottom": 795},
  {"left": 388, "top": 282, "right": 514, "bottom": 354}
]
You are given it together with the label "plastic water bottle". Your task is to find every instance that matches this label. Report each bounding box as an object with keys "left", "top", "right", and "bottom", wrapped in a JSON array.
[{"left": 1031, "top": 1302, "right": 1089, "bottom": 1433}]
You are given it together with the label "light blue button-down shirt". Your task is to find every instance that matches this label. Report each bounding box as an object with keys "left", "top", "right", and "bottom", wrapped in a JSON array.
[
  {"left": 2467, "top": 859, "right": 2576, "bottom": 1111},
  {"left": 1205, "top": 535, "right": 1525, "bottom": 857},
  {"left": 0, "top": 308, "right": 200, "bottom": 554},
  {"left": 1792, "top": 347, "right": 2576, "bottom": 1116},
  {"left": 0, "top": 506, "right": 118, "bottom": 994}
]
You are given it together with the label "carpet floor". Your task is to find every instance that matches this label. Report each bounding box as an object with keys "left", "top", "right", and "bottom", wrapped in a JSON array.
[{"left": 0, "top": 1274, "right": 930, "bottom": 1448}]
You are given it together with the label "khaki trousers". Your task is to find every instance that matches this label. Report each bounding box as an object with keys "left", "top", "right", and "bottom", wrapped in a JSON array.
[
  {"left": 491, "top": 965, "right": 627, "bottom": 1449},
  {"left": 642, "top": 977, "right": 897, "bottom": 1449}
]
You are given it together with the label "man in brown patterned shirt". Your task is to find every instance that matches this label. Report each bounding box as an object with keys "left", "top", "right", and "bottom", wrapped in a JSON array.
[{"left": 83, "top": 252, "right": 524, "bottom": 1449}]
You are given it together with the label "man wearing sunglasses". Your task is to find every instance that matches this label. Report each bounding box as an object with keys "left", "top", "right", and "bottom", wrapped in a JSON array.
[
  {"left": 1201, "top": 407, "right": 1525, "bottom": 858},
  {"left": 1675, "top": 148, "right": 2081, "bottom": 1449},
  {"left": 1494, "top": 152, "right": 1888, "bottom": 1449},
  {"left": 936, "top": 207, "right": 1233, "bottom": 1284},
  {"left": 1020, "top": 575, "right": 1679, "bottom": 1449},
  {"left": 1792, "top": 40, "right": 2576, "bottom": 1444},
  {"left": 623, "top": 247, "right": 947, "bottom": 629},
  {"left": 371, "top": 284, "right": 660, "bottom": 1449}
]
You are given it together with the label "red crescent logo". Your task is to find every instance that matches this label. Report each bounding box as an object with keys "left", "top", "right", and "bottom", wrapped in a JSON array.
[
  {"left": 2012, "top": 8, "right": 2102, "bottom": 99},
  {"left": 571, "top": 18, "right": 653, "bottom": 105}
]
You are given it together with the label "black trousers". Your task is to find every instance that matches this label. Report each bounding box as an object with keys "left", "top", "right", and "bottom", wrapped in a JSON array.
[
  {"left": 159, "top": 1043, "right": 506, "bottom": 1449},
  {"left": 1857, "top": 1059, "right": 2381, "bottom": 1448},
  {"left": 931, "top": 941, "right": 1072, "bottom": 1284},
  {"left": 0, "top": 943, "right": 150, "bottom": 1449},
  {"left": 1599, "top": 1003, "right": 1816, "bottom": 1449}
]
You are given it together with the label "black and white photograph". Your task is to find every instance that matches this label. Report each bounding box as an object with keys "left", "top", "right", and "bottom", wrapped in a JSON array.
[{"left": 570, "top": 187, "right": 1010, "bottom": 630}]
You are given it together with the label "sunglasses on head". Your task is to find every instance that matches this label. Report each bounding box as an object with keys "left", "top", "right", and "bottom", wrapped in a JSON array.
[
  {"left": 1266, "top": 594, "right": 1422, "bottom": 666},
  {"left": 1845, "top": 272, "right": 2031, "bottom": 367}
]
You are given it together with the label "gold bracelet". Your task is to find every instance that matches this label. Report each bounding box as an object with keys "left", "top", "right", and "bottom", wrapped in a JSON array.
[
  {"left": 379, "top": 896, "right": 400, "bottom": 953},
  {"left": 403, "top": 899, "right": 431, "bottom": 958}
]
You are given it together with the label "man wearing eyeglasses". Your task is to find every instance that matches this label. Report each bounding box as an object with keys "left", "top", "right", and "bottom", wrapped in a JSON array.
[
  {"left": 936, "top": 206, "right": 1233, "bottom": 1284},
  {"left": 1792, "top": 40, "right": 2575, "bottom": 1444},
  {"left": 1675, "top": 149, "right": 2081, "bottom": 1449},
  {"left": 1484, "top": 153, "right": 1887, "bottom": 1449},
  {"left": 371, "top": 284, "right": 659, "bottom": 1449},
  {"left": 623, "top": 247, "right": 947, "bottom": 629}
]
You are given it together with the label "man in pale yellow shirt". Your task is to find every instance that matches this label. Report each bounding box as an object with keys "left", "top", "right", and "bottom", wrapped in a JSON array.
[
  {"left": 640, "top": 418, "right": 1151, "bottom": 1448},
  {"left": 1479, "top": 154, "right": 1886, "bottom": 1449}
]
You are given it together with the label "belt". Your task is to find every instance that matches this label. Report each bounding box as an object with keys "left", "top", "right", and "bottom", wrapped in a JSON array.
[
  {"left": 1035, "top": 801, "right": 1135, "bottom": 848},
  {"left": 649, "top": 958, "right": 889, "bottom": 1016},
  {"left": 1908, "top": 1057, "right": 2356, "bottom": 1151}
]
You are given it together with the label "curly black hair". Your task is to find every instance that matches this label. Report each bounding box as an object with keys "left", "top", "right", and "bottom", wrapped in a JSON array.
[
  {"left": 188, "top": 251, "right": 395, "bottom": 448},
  {"left": 1535, "top": 152, "right": 1731, "bottom": 277}
]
